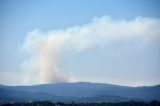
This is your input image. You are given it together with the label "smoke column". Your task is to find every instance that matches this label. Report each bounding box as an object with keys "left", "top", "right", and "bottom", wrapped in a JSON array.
[{"left": 21, "top": 16, "right": 160, "bottom": 84}]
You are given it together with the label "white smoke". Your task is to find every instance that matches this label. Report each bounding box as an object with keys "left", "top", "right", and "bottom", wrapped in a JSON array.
[{"left": 21, "top": 16, "right": 160, "bottom": 84}]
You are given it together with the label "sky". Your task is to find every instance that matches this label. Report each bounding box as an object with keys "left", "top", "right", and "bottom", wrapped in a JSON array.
[{"left": 0, "top": 0, "right": 160, "bottom": 86}]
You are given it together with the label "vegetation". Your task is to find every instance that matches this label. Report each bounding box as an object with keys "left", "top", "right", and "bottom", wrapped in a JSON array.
[{"left": 1, "top": 100, "right": 160, "bottom": 106}]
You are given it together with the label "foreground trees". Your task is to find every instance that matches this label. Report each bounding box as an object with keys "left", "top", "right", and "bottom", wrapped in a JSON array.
[{"left": 1, "top": 100, "right": 160, "bottom": 106}]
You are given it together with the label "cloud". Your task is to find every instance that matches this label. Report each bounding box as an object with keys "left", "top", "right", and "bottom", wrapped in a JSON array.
[{"left": 21, "top": 16, "right": 160, "bottom": 84}]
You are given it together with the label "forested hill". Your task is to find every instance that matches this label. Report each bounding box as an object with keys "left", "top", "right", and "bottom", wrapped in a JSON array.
[{"left": 0, "top": 82, "right": 160, "bottom": 103}]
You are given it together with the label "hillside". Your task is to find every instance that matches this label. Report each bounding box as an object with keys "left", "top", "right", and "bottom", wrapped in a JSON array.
[{"left": 0, "top": 82, "right": 160, "bottom": 103}]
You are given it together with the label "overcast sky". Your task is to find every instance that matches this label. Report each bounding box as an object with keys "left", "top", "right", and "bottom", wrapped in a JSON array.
[{"left": 0, "top": 0, "right": 160, "bottom": 86}]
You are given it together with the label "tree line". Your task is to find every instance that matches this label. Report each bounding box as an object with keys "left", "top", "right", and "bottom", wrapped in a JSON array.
[{"left": 1, "top": 100, "right": 160, "bottom": 106}]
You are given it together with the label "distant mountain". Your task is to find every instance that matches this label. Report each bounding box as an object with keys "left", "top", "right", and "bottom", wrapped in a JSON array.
[{"left": 0, "top": 82, "right": 160, "bottom": 103}]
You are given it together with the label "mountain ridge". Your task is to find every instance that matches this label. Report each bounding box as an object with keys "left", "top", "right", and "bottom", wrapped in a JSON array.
[
  {"left": 1, "top": 82, "right": 159, "bottom": 87},
  {"left": 0, "top": 82, "right": 160, "bottom": 103}
]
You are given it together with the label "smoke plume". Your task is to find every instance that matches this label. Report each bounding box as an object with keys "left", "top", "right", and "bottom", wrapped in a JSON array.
[{"left": 21, "top": 16, "right": 160, "bottom": 84}]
